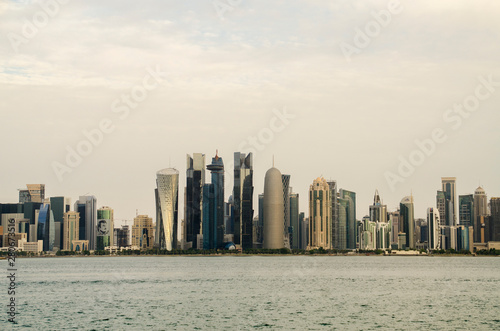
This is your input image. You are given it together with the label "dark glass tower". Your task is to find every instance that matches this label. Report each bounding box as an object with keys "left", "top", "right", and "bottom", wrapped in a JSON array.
[
  {"left": 340, "top": 189, "right": 357, "bottom": 250},
  {"left": 203, "top": 152, "right": 224, "bottom": 249},
  {"left": 37, "top": 204, "right": 55, "bottom": 251},
  {"left": 234, "top": 152, "right": 254, "bottom": 249},
  {"left": 185, "top": 153, "right": 205, "bottom": 249},
  {"left": 459, "top": 195, "right": 474, "bottom": 228}
]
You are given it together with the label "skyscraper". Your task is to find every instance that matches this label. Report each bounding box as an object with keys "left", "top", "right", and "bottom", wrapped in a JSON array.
[
  {"left": 132, "top": 215, "right": 154, "bottom": 250},
  {"left": 340, "top": 189, "right": 357, "bottom": 250},
  {"left": 63, "top": 211, "right": 79, "bottom": 251},
  {"left": 490, "top": 198, "right": 500, "bottom": 242},
  {"left": 442, "top": 177, "right": 457, "bottom": 226},
  {"left": 282, "top": 174, "right": 291, "bottom": 248},
  {"left": 327, "top": 181, "right": 338, "bottom": 249},
  {"left": 50, "top": 197, "right": 71, "bottom": 250},
  {"left": 436, "top": 190, "right": 447, "bottom": 227},
  {"left": 459, "top": 195, "right": 474, "bottom": 228},
  {"left": 289, "top": 192, "right": 299, "bottom": 249},
  {"left": 155, "top": 168, "right": 179, "bottom": 251},
  {"left": 203, "top": 153, "right": 224, "bottom": 250},
  {"left": 185, "top": 153, "right": 205, "bottom": 249},
  {"left": 309, "top": 177, "right": 331, "bottom": 249},
  {"left": 263, "top": 167, "right": 285, "bottom": 249},
  {"left": 234, "top": 152, "right": 254, "bottom": 250},
  {"left": 427, "top": 207, "right": 440, "bottom": 250},
  {"left": 400, "top": 195, "right": 415, "bottom": 249},
  {"left": 474, "top": 186, "right": 488, "bottom": 242},
  {"left": 369, "top": 190, "right": 389, "bottom": 250},
  {"left": 74, "top": 196, "right": 97, "bottom": 250},
  {"left": 97, "top": 206, "right": 114, "bottom": 251},
  {"left": 37, "top": 204, "right": 55, "bottom": 251}
]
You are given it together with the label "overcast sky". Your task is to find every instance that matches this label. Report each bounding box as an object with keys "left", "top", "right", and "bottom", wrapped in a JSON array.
[{"left": 1, "top": 0, "right": 499, "bottom": 227}]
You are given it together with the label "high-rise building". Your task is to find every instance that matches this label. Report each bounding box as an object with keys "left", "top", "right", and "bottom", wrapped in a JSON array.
[
  {"left": 289, "top": 192, "right": 299, "bottom": 249},
  {"left": 427, "top": 207, "right": 440, "bottom": 250},
  {"left": 490, "top": 198, "right": 500, "bottom": 242},
  {"left": 155, "top": 168, "right": 179, "bottom": 251},
  {"left": 19, "top": 184, "right": 45, "bottom": 203},
  {"left": 309, "top": 177, "right": 331, "bottom": 249},
  {"left": 327, "top": 181, "right": 338, "bottom": 249},
  {"left": 389, "top": 211, "right": 400, "bottom": 246},
  {"left": 203, "top": 153, "right": 224, "bottom": 250},
  {"left": 224, "top": 195, "right": 235, "bottom": 236},
  {"left": 400, "top": 195, "right": 415, "bottom": 249},
  {"left": 263, "top": 167, "right": 285, "bottom": 249},
  {"left": 474, "top": 187, "right": 488, "bottom": 242},
  {"left": 436, "top": 191, "right": 446, "bottom": 228},
  {"left": 339, "top": 189, "right": 357, "bottom": 250},
  {"left": 233, "top": 152, "right": 254, "bottom": 250},
  {"left": 368, "top": 190, "right": 390, "bottom": 250},
  {"left": 63, "top": 211, "right": 79, "bottom": 251},
  {"left": 299, "top": 212, "right": 307, "bottom": 250},
  {"left": 97, "top": 206, "right": 114, "bottom": 251},
  {"left": 282, "top": 174, "right": 291, "bottom": 248},
  {"left": 132, "top": 215, "right": 154, "bottom": 250},
  {"left": 441, "top": 177, "right": 457, "bottom": 226},
  {"left": 115, "top": 225, "right": 130, "bottom": 248},
  {"left": 459, "top": 195, "right": 474, "bottom": 228},
  {"left": 37, "top": 204, "right": 55, "bottom": 251},
  {"left": 50, "top": 197, "right": 71, "bottom": 250},
  {"left": 185, "top": 153, "right": 205, "bottom": 249},
  {"left": 257, "top": 193, "right": 264, "bottom": 244},
  {"left": 74, "top": 196, "right": 97, "bottom": 250}
]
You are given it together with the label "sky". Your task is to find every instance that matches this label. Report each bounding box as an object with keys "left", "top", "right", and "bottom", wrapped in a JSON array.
[{"left": 1, "top": 0, "right": 499, "bottom": 227}]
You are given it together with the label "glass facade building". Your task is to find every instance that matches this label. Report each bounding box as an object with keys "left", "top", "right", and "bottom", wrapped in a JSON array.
[
  {"left": 459, "top": 195, "right": 474, "bottom": 228},
  {"left": 340, "top": 189, "right": 357, "bottom": 250},
  {"left": 185, "top": 153, "right": 205, "bottom": 249},
  {"left": 234, "top": 152, "right": 254, "bottom": 250},
  {"left": 155, "top": 169, "right": 179, "bottom": 251},
  {"left": 400, "top": 196, "right": 415, "bottom": 249},
  {"left": 37, "top": 204, "right": 55, "bottom": 251},
  {"left": 203, "top": 154, "right": 224, "bottom": 250}
]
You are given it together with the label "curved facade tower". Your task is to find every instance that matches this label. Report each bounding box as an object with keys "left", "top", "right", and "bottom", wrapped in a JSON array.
[
  {"left": 156, "top": 168, "right": 179, "bottom": 251},
  {"left": 263, "top": 167, "right": 285, "bottom": 249}
]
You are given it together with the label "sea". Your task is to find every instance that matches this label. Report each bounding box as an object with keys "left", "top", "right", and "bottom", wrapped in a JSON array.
[{"left": 1, "top": 256, "right": 499, "bottom": 330}]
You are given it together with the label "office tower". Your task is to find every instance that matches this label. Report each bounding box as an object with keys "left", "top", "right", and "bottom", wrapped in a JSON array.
[
  {"left": 400, "top": 195, "right": 415, "bottom": 249},
  {"left": 282, "top": 174, "right": 291, "bottom": 248},
  {"left": 74, "top": 196, "right": 97, "bottom": 250},
  {"left": 299, "top": 212, "right": 307, "bottom": 250},
  {"left": 203, "top": 153, "right": 225, "bottom": 250},
  {"left": 389, "top": 211, "right": 400, "bottom": 246},
  {"left": 155, "top": 168, "right": 179, "bottom": 251},
  {"left": 474, "top": 187, "right": 488, "bottom": 242},
  {"left": 19, "top": 184, "right": 45, "bottom": 203},
  {"left": 116, "top": 225, "right": 130, "bottom": 248},
  {"left": 360, "top": 215, "right": 377, "bottom": 250},
  {"left": 327, "top": 181, "right": 338, "bottom": 249},
  {"left": 50, "top": 197, "right": 71, "bottom": 249},
  {"left": 263, "top": 167, "right": 285, "bottom": 249},
  {"left": 185, "top": 153, "right": 205, "bottom": 249},
  {"left": 96, "top": 206, "right": 114, "bottom": 251},
  {"left": 441, "top": 177, "right": 457, "bottom": 226},
  {"left": 490, "top": 198, "right": 500, "bottom": 242},
  {"left": 63, "top": 211, "right": 79, "bottom": 251},
  {"left": 370, "top": 190, "right": 387, "bottom": 223},
  {"left": 456, "top": 226, "right": 473, "bottom": 253},
  {"left": 436, "top": 191, "right": 446, "bottom": 227},
  {"left": 257, "top": 193, "right": 264, "bottom": 244},
  {"left": 459, "top": 195, "right": 474, "bottom": 228},
  {"left": 289, "top": 192, "right": 299, "bottom": 249},
  {"left": 37, "top": 204, "right": 55, "bottom": 251},
  {"left": 234, "top": 152, "right": 254, "bottom": 250},
  {"left": 441, "top": 226, "right": 457, "bottom": 250},
  {"left": 339, "top": 189, "right": 357, "bottom": 250},
  {"left": 132, "top": 215, "right": 154, "bottom": 250},
  {"left": 308, "top": 177, "right": 331, "bottom": 249},
  {"left": 427, "top": 207, "right": 440, "bottom": 250},
  {"left": 225, "top": 195, "right": 235, "bottom": 235}
]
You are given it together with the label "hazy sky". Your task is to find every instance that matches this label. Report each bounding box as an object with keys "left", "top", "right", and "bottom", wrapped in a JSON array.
[{"left": 1, "top": 0, "right": 499, "bottom": 226}]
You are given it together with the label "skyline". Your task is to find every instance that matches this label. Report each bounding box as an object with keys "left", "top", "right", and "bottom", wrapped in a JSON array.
[{"left": 1, "top": 1, "right": 500, "bottom": 226}]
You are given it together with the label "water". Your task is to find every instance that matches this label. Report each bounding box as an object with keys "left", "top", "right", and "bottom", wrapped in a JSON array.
[{"left": 1, "top": 256, "right": 500, "bottom": 330}]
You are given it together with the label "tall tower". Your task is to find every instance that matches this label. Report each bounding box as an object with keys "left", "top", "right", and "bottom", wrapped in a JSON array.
[
  {"left": 156, "top": 168, "right": 179, "bottom": 251},
  {"left": 263, "top": 167, "right": 285, "bottom": 249},
  {"left": 369, "top": 190, "right": 389, "bottom": 250},
  {"left": 74, "top": 196, "right": 97, "bottom": 250},
  {"left": 327, "top": 181, "right": 338, "bottom": 249},
  {"left": 436, "top": 190, "right": 447, "bottom": 227},
  {"left": 427, "top": 207, "right": 440, "bottom": 250},
  {"left": 282, "top": 174, "right": 291, "bottom": 248},
  {"left": 185, "top": 153, "right": 205, "bottom": 249},
  {"left": 400, "top": 195, "right": 415, "bottom": 249},
  {"left": 203, "top": 152, "right": 224, "bottom": 250},
  {"left": 234, "top": 152, "right": 254, "bottom": 250},
  {"left": 97, "top": 206, "right": 114, "bottom": 250},
  {"left": 474, "top": 186, "right": 488, "bottom": 242},
  {"left": 289, "top": 192, "right": 299, "bottom": 249},
  {"left": 309, "top": 177, "right": 331, "bottom": 249},
  {"left": 490, "top": 198, "right": 500, "bottom": 242},
  {"left": 340, "top": 189, "right": 357, "bottom": 250},
  {"left": 459, "top": 195, "right": 474, "bottom": 228},
  {"left": 442, "top": 177, "right": 457, "bottom": 226}
]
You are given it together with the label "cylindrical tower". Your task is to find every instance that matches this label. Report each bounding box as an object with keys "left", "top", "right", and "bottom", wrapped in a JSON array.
[{"left": 263, "top": 167, "right": 285, "bottom": 249}]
